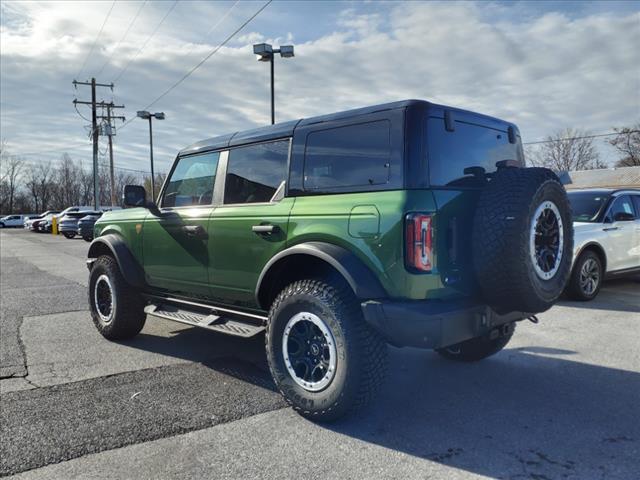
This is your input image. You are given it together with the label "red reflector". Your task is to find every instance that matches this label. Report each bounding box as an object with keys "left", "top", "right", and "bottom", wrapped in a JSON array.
[{"left": 405, "top": 213, "right": 433, "bottom": 272}]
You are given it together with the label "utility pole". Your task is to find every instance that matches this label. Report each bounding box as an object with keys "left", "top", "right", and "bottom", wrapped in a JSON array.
[
  {"left": 107, "top": 107, "right": 115, "bottom": 206},
  {"left": 98, "top": 105, "right": 125, "bottom": 206},
  {"left": 73, "top": 78, "right": 115, "bottom": 209}
]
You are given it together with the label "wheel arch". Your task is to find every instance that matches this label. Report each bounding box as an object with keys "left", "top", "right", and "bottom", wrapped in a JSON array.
[
  {"left": 575, "top": 242, "right": 607, "bottom": 274},
  {"left": 255, "top": 242, "right": 387, "bottom": 310},
  {"left": 88, "top": 234, "right": 145, "bottom": 288}
]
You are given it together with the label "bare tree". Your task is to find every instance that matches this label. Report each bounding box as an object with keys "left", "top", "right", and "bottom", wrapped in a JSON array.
[
  {"left": 114, "top": 170, "right": 139, "bottom": 204},
  {"left": 25, "top": 162, "right": 54, "bottom": 212},
  {"left": 608, "top": 124, "right": 640, "bottom": 167},
  {"left": 0, "top": 143, "right": 25, "bottom": 213},
  {"left": 143, "top": 173, "right": 167, "bottom": 202},
  {"left": 51, "top": 154, "right": 85, "bottom": 208},
  {"left": 527, "top": 128, "right": 605, "bottom": 172}
]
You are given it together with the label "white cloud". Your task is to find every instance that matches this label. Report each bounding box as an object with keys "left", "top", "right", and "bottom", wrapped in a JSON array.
[{"left": 1, "top": 0, "right": 638, "bottom": 172}]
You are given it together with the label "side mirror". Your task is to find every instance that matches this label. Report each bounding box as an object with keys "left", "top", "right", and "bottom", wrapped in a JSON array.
[
  {"left": 123, "top": 185, "right": 147, "bottom": 208},
  {"left": 613, "top": 211, "right": 635, "bottom": 222}
]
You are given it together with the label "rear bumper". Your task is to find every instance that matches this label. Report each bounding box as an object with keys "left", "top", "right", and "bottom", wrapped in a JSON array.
[{"left": 361, "top": 298, "right": 529, "bottom": 349}]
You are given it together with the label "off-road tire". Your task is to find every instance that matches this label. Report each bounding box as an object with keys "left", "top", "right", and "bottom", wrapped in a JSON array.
[
  {"left": 436, "top": 324, "right": 515, "bottom": 362},
  {"left": 266, "top": 279, "right": 388, "bottom": 422},
  {"left": 62, "top": 232, "right": 76, "bottom": 239},
  {"left": 473, "top": 167, "right": 573, "bottom": 314},
  {"left": 89, "top": 255, "right": 146, "bottom": 340},
  {"left": 566, "top": 250, "right": 602, "bottom": 301}
]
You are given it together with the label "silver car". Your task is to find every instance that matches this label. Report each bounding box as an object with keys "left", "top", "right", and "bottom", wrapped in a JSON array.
[{"left": 566, "top": 188, "right": 640, "bottom": 300}]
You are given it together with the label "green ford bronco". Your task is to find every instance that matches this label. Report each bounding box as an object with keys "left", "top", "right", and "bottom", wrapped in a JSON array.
[{"left": 88, "top": 100, "right": 573, "bottom": 421}]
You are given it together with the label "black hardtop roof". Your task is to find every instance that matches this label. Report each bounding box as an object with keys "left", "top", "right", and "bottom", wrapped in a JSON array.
[
  {"left": 179, "top": 99, "right": 518, "bottom": 156},
  {"left": 567, "top": 188, "right": 640, "bottom": 194}
]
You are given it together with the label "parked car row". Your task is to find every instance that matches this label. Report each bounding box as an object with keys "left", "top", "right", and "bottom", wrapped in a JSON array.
[{"left": 20, "top": 206, "right": 118, "bottom": 242}]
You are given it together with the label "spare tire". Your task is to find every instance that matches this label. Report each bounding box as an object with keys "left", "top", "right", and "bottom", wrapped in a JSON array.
[{"left": 473, "top": 167, "right": 573, "bottom": 314}]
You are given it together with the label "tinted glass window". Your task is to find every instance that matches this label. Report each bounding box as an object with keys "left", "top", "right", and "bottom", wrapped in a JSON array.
[
  {"left": 427, "top": 117, "right": 524, "bottom": 186},
  {"left": 224, "top": 140, "right": 289, "bottom": 204},
  {"left": 632, "top": 195, "right": 640, "bottom": 215},
  {"left": 605, "top": 195, "right": 636, "bottom": 222},
  {"left": 162, "top": 151, "right": 219, "bottom": 208},
  {"left": 303, "top": 120, "right": 391, "bottom": 191},
  {"left": 567, "top": 191, "right": 609, "bottom": 222}
]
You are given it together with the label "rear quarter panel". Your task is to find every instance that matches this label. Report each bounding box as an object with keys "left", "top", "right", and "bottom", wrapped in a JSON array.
[{"left": 287, "top": 190, "right": 457, "bottom": 300}]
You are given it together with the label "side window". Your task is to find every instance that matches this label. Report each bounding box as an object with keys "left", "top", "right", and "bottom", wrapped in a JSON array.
[
  {"left": 162, "top": 151, "right": 219, "bottom": 208},
  {"left": 632, "top": 195, "right": 640, "bottom": 216},
  {"left": 303, "top": 120, "right": 391, "bottom": 191},
  {"left": 605, "top": 195, "right": 635, "bottom": 222},
  {"left": 224, "top": 140, "right": 289, "bottom": 204}
]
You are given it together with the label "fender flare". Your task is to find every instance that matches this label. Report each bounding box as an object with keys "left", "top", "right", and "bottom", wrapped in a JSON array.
[
  {"left": 87, "top": 234, "right": 145, "bottom": 288},
  {"left": 574, "top": 241, "right": 607, "bottom": 273},
  {"left": 255, "top": 241, "right": 387, "bottom": 308}
]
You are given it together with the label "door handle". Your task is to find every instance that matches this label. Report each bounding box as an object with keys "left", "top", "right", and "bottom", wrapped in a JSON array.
[
  {"left": 603, "top": 227, "right": 619, "bottom": 232},
  {"left": 182, "top": 225, "right": 208, "bottom": 239},
  {"left": 252, "top": 224, "right": 278, "bottom": 235}
]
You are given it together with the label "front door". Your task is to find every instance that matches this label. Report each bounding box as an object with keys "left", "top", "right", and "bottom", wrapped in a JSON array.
[
  {"left": 602, "top": 194, "right": 638, "bottom": 271},
  {"left": 142, "top": 151, "right": 220, "bottom": 297},
  {"left": 208, "top": 139, "right": 293, "bottom": 309}
]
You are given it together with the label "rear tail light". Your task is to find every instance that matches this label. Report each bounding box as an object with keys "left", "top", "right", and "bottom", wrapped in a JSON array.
[{"left": 405, "top": 213, "right": 433, "bottom": 272}]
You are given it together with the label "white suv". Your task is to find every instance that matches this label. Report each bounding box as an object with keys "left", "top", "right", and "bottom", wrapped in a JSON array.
[{"left": 566, "top": 188, "right": 640, "bottom": 300}]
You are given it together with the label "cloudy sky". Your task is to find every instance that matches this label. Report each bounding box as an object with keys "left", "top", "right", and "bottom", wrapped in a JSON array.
[{"left": 1, "top": 0, "right": 639, "bottom": 174}]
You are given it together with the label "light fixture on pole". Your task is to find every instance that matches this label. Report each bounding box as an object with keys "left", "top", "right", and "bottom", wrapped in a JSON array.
[
  {"left": 137, "top": 110, "right": 165, "bottom": 200},
  {"left": 252, "top": 43, "right": 294, "bottom": 125}
]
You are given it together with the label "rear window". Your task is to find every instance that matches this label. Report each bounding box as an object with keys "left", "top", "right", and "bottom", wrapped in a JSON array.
[
  {"left": 427, "top": 117, "right": 523, "bottom": 186},
  {"left": 303, "top": 120, "right": 391, "bottom": 191}
]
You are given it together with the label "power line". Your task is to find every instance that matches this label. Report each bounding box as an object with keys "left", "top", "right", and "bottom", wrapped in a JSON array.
[
  {"left": 96, "top": 0, "right": 148, "bottom": 77},
  {"left": 523, "top": 131, "right": 640, "bottom": 145},
  {"left": 120, "top": 0, "right": 272, "bottom": 131},
  {"left": 181, "top": 0, "right": 240, "bottom": 60},
  {"left": 112, "top": 0, "right": 179, "bottom": 83},
  {"left": 75, "top": 0, "right": 117, "bottom": 80}
]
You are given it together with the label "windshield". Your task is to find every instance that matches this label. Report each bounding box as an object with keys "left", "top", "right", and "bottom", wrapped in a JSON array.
[{"left": 567, "top": 191, "right": 609, "bottom": 222}]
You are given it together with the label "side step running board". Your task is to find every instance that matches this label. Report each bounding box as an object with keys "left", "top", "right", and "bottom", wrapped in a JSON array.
[{"left": 144, "top": 304, "right": 265, "bottom": 338}]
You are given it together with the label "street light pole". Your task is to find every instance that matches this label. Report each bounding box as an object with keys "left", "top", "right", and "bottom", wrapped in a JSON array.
[
  {"left": 270, "top": 54, "right": 275, "bottom": 125},
  {"left": 148, "top": 116, "right": 155, "bottom": 198},
  {"left": 253, "top": 43, "right": 294, "bottom": 125},
  {"left": 137, "top": 111, "right": 165, "bottom": 202}
]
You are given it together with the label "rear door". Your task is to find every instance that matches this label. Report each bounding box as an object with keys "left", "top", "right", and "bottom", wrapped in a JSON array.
[
  {"left": 142, "top": 151, "right": 219, "bottom": 297},
  {"left": 208, "top": 139, "right": 292, "bottom": 309}
]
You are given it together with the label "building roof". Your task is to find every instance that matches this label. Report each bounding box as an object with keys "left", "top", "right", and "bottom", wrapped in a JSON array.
[{"left": 559, "top": 166, "right": 640, "bottom": 190}]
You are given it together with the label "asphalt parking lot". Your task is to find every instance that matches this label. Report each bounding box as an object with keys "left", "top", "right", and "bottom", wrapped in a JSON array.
[{"left": 1, "top": 228, "right": 639, "bottom": 479}]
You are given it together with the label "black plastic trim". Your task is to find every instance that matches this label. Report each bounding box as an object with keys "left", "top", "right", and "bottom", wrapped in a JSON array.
[
  {"left": 361, "top": 298, "right": 528, "bottom": 349},
  {"left": 255, "top": 241, "right": 387, "bottom": 308},
  {"left": 87, "top": 234, "right": 146, "bottom": 288}
]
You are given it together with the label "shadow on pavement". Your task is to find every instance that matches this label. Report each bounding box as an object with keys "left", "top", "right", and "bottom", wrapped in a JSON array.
[
  {"left": 124, "top": 324, "right": 639, "bottom": 478},
  {"left": 326, "top": 347, "right": 640, "bottom": 479},
  {"left": 559, "top": 277, "right": 640, "bottom": 313}
]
